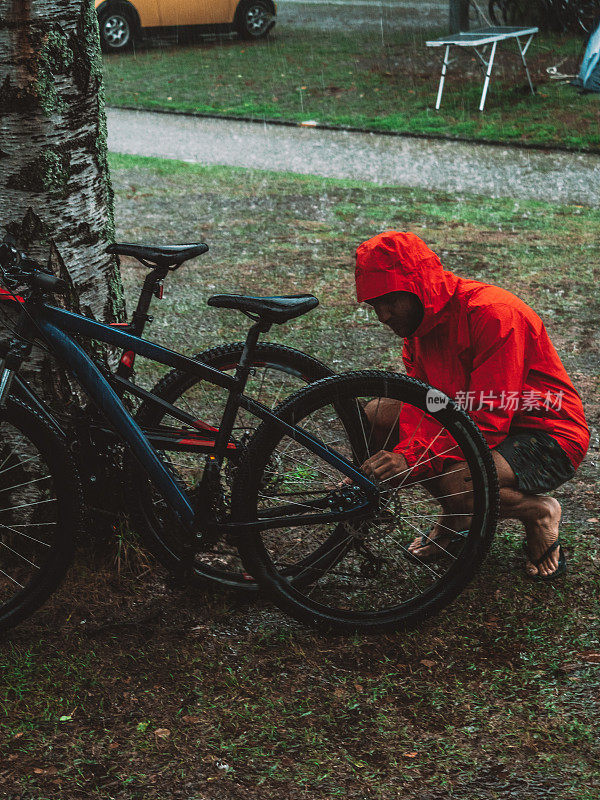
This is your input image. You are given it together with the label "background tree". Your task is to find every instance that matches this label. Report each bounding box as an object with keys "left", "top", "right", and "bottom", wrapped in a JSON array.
[
  {"left": 449, "top": 0, "right": 470, "bottom": 32},
  {"left": 0, "top": 0, "right": 124, "bottom": 345}
]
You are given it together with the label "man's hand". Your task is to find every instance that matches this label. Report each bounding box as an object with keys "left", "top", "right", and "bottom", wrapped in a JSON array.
[{"left": 361, "top": 451, "right": 409, "bottom": 484}]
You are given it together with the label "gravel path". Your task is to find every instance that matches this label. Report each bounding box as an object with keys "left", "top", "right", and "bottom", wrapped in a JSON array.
[
  {"left": 277, "top": 0, "right": 447, "bottom": 32},
  {"left": 107, "top": 108, "right": 600, "bottom": 206}
]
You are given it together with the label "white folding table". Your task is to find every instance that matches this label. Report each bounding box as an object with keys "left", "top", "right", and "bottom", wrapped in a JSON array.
[{"left": 426, "top": 26, "right": 539, "bottom": 112}]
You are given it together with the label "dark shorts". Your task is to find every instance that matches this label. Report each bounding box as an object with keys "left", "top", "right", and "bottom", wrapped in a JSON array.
[{"left": 494, "top": 430, "right": 575, "bottom": 495}]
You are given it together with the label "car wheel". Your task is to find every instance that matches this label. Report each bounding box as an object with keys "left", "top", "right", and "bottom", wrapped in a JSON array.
[
  {"left": 235, "top": 0, "right": 274, "bottom": 40},
  {"left": 98, "top": 8, "right": 135, "bottom": 53}
]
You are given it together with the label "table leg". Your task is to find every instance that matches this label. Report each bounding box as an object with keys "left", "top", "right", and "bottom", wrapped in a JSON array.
[
  {"left": 435, "top": 45, "right": 451, "bottom": 110},
  {"left": 516, "top": 34, "right": 536, "bottom": 96},
  {"left": 479, "top": 40, "right": 497, "bottom": 112}
]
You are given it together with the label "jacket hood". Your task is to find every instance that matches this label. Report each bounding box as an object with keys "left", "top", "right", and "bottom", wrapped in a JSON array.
[{"left": 355, "top": 231, "right": 460, "bottom": 338}]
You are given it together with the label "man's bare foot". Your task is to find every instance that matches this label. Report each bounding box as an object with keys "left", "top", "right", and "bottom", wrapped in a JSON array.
[
  {"left": 523, "top": 496, "right": 562, "bottom": 578},
  {"left": 407, "top": 515, "right": 471, "bottom": 561}
]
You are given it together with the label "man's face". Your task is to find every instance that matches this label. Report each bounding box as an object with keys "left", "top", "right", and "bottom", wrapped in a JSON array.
[{"left": 369, "top": 291, "right": 424, "bottom": 337}]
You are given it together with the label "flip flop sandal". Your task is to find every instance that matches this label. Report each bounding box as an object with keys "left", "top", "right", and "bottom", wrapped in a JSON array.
[
  {"left": 522, "top": 538, "right": 567, "bottom": 582},
  {"left": 404, "top": 529, "right": 469, "bottom": 565}
]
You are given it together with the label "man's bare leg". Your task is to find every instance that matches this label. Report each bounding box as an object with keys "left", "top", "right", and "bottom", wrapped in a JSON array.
[
  {"left": 363, "top": 398, "right": 563, "bottom": 576},
  {"left": 493, "top": 452, "right": 562, "bottom": 578},
  {"left": 407, "top": 451, "right": 562, "bottom": 577}
]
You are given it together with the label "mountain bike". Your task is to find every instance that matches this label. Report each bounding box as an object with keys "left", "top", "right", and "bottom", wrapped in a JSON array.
[
  {"left": 0, "top": 239, "right": 498, "bottom": 635},
  {"left": 0, "top": 240, "right": 334, "bottom": 594}
]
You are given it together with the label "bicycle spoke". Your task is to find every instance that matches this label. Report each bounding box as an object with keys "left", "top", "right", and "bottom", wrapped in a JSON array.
[
  {"left": 0, "top": 522, "right": 53, "bottom": 547},
  {"left": 0, "top": 454, "right": 38, "bottom": 477},
  {"left": 0, "top": 474, "right": 51, "bottom": 493},
  {"left": 0, "top": 539, "right": 40, "bottom": 569},
  {"left": 0, "top": 498, "right": 56, "bottom": 513},
  {"left": 0, "top": 567, "right": 24, "bottom": 590}
]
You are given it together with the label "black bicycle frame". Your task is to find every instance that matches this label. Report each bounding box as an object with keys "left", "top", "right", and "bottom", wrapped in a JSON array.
[{"left": 12, "top": 302, "right": 378, "bottom": 535}]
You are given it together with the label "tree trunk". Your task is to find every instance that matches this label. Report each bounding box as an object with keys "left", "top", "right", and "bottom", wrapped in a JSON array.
[
  {"left": 0, "top": 0, "right": 124, "bottom": 332},
  {"left": 449, "top": 0, "right": 470, "bottom": 32}
]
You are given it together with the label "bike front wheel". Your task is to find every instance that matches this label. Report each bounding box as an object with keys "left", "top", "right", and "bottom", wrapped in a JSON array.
[{"left": 233, "top": 371, "right": 499, "bottom": 634}]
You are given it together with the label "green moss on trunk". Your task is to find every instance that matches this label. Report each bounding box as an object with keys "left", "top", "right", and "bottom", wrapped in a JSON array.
[{"left": 7, "top": 149, "right": 71, "bottom": 194}]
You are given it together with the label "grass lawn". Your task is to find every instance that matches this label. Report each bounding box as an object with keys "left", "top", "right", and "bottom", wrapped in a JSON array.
[
  {"left": 102, "top": 26, "right": 600, "bottom": 150},
  {"left": 0, "top": 154, "right": 598, "bottom": 798}
]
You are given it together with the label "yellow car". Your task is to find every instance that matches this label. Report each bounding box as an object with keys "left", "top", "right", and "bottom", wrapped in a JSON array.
[{"left": 95, "top": 0, "right": 276, "bottom": 51}]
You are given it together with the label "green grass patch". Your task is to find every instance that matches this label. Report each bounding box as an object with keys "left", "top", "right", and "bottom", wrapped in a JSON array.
[
  {"left": 103, "top": 27, "right": 600, "bottom": 149},
  {"left": 0, "top": 154, "right": 598, "bottom": 799}
]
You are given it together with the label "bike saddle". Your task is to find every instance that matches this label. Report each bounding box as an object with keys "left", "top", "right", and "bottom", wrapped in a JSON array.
[
  {"left": 106, "top": 242, "right": 209, "bottom": 268},
  {"left": 207, "top": 294, "right": 319, "bottom": 324}
]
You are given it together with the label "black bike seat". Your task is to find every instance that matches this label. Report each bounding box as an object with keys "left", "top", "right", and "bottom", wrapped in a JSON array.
[
  {"left": 207, "top": 294, "right": 319, "bottom": 324},
  {"left": 106, "top": 242, "right": 209, "bottom": 268}
]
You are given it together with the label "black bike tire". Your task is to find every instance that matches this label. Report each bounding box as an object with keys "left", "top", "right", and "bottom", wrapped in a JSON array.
[
  {"left": 233, "top": 371, "right": 499, "bottom": 634},
  {"left": 0, "top": 398, "right": 79, "bottom": 632},
  {"left": 575, "top": 1, "right": 600, "bottom": 33},
  {"left": 128, "top": 341, "right": 334, "bottom": 592}
]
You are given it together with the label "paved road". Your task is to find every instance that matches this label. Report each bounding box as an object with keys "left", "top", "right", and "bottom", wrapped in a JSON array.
[{"left": 107, "top": 108, "right": 600, "bottom": 206}]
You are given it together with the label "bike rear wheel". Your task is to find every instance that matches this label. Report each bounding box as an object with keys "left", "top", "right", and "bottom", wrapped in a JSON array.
[
  {"left": 0, "top": 399, "right": 79, "bottom": 631},
  {"left": 233, "top": 371, "right": 499, "bottom": 634},
  {"left": 128, "top": 342, "right": 334, "bottom": 592},
  {"left": 574, "top": 1, "right": 600, "bottom": 33}
]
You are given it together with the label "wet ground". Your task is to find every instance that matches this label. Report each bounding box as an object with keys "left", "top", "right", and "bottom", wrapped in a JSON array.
[{"left": 107, "top": 107, "right": 600, "bottom": 206}]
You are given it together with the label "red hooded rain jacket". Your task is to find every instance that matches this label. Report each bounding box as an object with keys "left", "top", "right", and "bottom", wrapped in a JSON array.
[{"left": 355, "top": 231, "right": 589, "bottom": 479}]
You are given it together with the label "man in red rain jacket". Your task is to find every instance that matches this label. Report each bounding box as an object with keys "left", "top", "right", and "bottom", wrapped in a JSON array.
[{"left": 355, "top": 231, "right": 589, "bottom": 580}]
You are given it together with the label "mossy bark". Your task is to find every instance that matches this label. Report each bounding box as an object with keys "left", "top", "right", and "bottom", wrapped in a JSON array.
[{"left": 0, "top": 1, "right": 125, "bottom": 326}]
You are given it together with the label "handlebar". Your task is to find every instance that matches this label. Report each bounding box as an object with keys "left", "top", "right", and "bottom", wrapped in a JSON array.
[{"left": 0, "top": 241, "right": 68, "bottom": 296}]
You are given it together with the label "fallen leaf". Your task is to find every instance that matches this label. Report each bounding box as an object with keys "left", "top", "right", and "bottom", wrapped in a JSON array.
[
  {"left": 154, "top": 728, "right": 171, "bottom": 740},
  {"left": 420, "top": 659, "right": 436, "bottom": 668},
  {"left": 587, "top": 517, "right": 599, "bottom": 523},
  {"left": 182, "top": 715, "right": 201, "bottom": 724}
]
